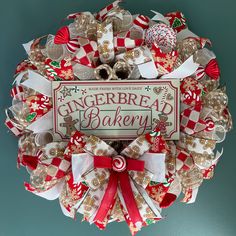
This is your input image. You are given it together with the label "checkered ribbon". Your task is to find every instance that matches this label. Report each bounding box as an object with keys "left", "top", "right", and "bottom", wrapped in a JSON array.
[
  {"left": 176, "top": 148, "right": 194, "bottom": 172},
  {"left": 114, "top": 36, "right": 144, "bottom": 53},
  {"left": 73, "top": 34, "right": 143, "bottom": 67},
  {"left": 41, "top": 157, "right": 71, "bottom": 182},
  {"left": 180, "top": 104, "right": 206, "bottom": 135},
  {"left": 72, "top": 38, "right": 99, "bottom": 68},
  {"left": 96, "top": 0, "right": 122, "bottom": 21},
  {"left": 23, "top": 132, "right": 85, "bottom": 197}
]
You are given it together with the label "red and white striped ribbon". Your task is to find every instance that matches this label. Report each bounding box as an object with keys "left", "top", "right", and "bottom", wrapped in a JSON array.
[
  {"left": 66, "top": 12, "right": 82, "bottom": 19},
  {"left": 5, "top": 118, "right": 23, "bottom": 137},
  {"left": 114, "top": 36, "right": 144, "bottom": 52},
  {"left": 10, "top": 85, "right": 24, "bottom": 101},
  {"left": 73, "top": 39, "right": 99, "bottom": 68},
  {"left": 96, "top": 0, "right": 122, "bottom": 21},
  {"left": 133, "top": 15, "right": 150, "bottom": 30}
]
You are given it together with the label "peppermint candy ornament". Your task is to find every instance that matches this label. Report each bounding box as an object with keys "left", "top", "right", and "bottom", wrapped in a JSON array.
[
  {"left": 54, "top": 26, "right": 80, "bottom": 53},
  {"left": 204, "top": 117, "right": 215, "bottom": 132},
  {"left": 195, "top": 59, "right": 220, "bottom": 81},
  {"left": 180, "top": 77, "right": 207, "bottom": 106},
  {"left": 133, "top": 14, "right": 150, "bottom": 29},
  {"left": 195, "top": 65, "right": 206, "bottom": 81},
  {"left": 145, "top": 23, "right": 177, "bottom": 52},
  {"left": 112, "top": 155, "right": 127, "bottom": 172}
]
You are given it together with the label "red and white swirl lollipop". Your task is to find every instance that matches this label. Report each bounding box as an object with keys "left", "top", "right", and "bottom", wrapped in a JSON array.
[
  {"left": 112, "top": 155, "right": 127, "bottom": 172},
  {"left": 205, "top": 117, "right": 215, "bottom": 132}
]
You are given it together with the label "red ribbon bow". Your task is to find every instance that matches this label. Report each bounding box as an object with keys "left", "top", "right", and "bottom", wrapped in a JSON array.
[
  {"left": 54, "top": 26, "right": 80, "bottom": 53},
  {"left": 93, "top": 155, "right": 145, "bottom": 227}
]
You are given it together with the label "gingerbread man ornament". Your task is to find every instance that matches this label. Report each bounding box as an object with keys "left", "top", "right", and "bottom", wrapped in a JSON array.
[
  {"left": 60, "top": 116, "right": 79, "bottom": 137},
  {"left": 153, "top": 112, "right": 172, "bottom": 136}
]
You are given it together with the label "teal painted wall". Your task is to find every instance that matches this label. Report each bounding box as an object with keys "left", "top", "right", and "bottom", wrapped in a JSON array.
[{"left": 0, "top": 0, "right": 236, "bottom": 235}]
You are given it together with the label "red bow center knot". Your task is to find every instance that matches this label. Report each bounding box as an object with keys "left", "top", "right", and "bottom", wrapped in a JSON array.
[
  {"left": 112, "top": 155, "right": 127, "bottom": 172},
  {"left": 93, "top": 155, "right": 145, "bottom": 227},
  {"left": 94, "top": 155, "right": 144, "bottom": 172}
]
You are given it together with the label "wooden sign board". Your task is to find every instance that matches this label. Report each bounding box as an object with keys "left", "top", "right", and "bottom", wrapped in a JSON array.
[{"left": 52, "top": 80, "right": 180, "bottom": 140}]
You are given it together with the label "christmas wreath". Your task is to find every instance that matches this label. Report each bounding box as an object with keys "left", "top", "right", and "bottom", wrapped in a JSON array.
[{"left": 5, "top": 0, "right": 232, "bottom": 234}]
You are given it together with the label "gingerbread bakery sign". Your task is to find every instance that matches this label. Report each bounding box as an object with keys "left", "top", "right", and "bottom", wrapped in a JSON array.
[{"left": 52, "top": 80, "right": 180, "bottom": 140}]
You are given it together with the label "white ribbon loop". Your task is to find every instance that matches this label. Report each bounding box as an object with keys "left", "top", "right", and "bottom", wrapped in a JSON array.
[
  {"left": 161, "top": 55, "right": 199, "bottom": 79},
  {"left": 22, "top": 70, "right": 52, "bottom": 97}
]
